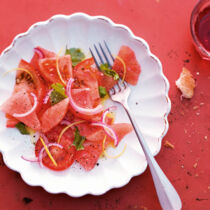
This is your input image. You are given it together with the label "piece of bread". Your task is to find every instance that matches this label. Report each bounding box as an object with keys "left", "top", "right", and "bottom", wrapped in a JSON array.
[{"left": 176, "top": 67, "right": 196, "bottom": 99}]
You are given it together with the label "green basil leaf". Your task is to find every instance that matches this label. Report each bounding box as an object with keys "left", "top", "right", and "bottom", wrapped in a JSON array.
[
  {"left": 73, "top": 127, "right": 85, "bottom": 151},
  {"left": 100, "top": 63, "right": 119, "bottom": 80},
  {"left": 65, "top": 48, "right": 85, "bottom": 67},
  {"left": 51, "top": 83, "right": 67, "bottom": 97},
  {"left": 98, "top": 86, "right": 107, "bottom": 98},
  {"left": 50, "top": 83, "right": 67, "bottom": 105},
  {"left": 15, "top": 122, "right": 29, "bottom": 135}
]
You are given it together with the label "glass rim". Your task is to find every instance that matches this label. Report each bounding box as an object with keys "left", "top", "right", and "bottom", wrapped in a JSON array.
[{"left": 190, "top": 0, "right": 210, "bottom": 58}]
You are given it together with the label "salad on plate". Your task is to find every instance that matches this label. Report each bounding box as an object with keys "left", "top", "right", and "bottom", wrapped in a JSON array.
[{"left": 0, "top": 45, "right": 141, "bottom": 171}]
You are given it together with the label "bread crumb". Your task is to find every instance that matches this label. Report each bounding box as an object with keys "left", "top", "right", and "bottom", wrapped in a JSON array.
[
  {"left": 204, "top": 136, "right": 208, "bottom": 140},
  {"left": 208, "top": 186, "right": 210, "bottom": 190},
  {"left": 195, "top": 173, "right": 199, "bottom": 177},
  {"left": 193, "top": 105, "right": 199, "bottom": 110},
  {"left": 164, "top": 141, "right": 174, "bottom": 149},
  {"left": 200, "top": 102, "right": 204, "bottom": 106},
  {"left": 176, "top": 67, "right": 196, "bottom": 99},
  {"left": 140, "top": 206, "right": 148, "bottom": 210},
  {"left": 193, "top": 163, "right": 198, "bottom": 168},
  {"left": 196, "top": 72, "right": 200, "bottom": 75}
]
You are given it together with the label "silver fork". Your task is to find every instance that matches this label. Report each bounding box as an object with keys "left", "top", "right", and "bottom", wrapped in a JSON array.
[{"left": 90, "top": 41, "right": 182, "bottom": 210}]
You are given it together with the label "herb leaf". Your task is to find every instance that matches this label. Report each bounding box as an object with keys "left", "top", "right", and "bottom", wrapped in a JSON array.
[
  {"left": 51, "top": 83, "right": 67, "bottom": 97},
  {"left": 50, "top": 83, "right": 67, "bottom": 105},
  {"left": 65, "top": 48, "right": 85, "bottom": 67},
  {"left": 100, "top": 63, "right": 119, "bottom": 80},
  {"left": 98, "top": 86, "right": 107, "bottom": 98},
  {"left": 73, "top": 127, "right": 85, "bottom": 151},
  {"left": 15, "top": 122, "right": 29, "bottom": 135}
]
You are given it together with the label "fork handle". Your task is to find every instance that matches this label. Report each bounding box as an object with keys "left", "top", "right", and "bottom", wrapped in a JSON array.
[{"left": 124, "top": 106, "right": 182, "bottom": 210}]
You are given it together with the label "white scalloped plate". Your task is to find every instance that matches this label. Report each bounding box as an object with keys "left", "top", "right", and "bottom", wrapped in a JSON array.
[{"left": 0, "top": 13, "right": 171, "bottom": 197}]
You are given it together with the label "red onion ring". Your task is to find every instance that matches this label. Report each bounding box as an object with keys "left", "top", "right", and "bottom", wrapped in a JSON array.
[
  {"left": 101, "top": 106, "right": 117, "bottom": 123},
  {"left": 13, "top": 93, "right": 38, "bottom": 118},
  {"left": 40, "top": 133, "right": 49, "bottom": 144},
  {"left": 38, "top": 143, "right": 63, "bottom": 168},
  {"left": 91, "top": 122, "right": 118, "bottom": 146},
  {"left": 60, "top": 120, "right": 71, "bottom": 126},
  {"left": 34, "top": 47, "right": 44, "bottom": 59},
  {"left": 21, "top": 155, "right": 38, "bottom": 162},
  {"left": 43, "top": 89, "right": 53, "bottom": 104},
  {"left": 66, "top": 78, "right": 103, "bottom": 115}
]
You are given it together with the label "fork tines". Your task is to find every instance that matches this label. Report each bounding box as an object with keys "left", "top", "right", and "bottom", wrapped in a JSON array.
[{"left": 89, "top": 41, "right": 114, "bottom": 71}]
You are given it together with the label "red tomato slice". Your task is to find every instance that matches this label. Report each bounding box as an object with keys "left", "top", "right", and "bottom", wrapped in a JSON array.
[
  {"left": 35, "top": 139, "right": 75, "bottom": 171},
  {"left": 73, "top": 58, "right": 94, "bottom": 71},
  {"left": 46, "top": 124, "right": 75, "bottom": 149},
  {"left": 75, "top": 140, "right": 103, "bottom": 171},
  {"left": 35, "top": 124, "right": 74, "bottom": 156},
  {"left": 17, "top": 59, "right": 47, "bottom": 112},
  {"left": 97, "top": 73, "right": 117, "bottom": 91},
  {"left": 39, "top": 55, "right": 72, "bottom": 84},
  {"left": 41, "top": 145, "right": 75, "bottom": 171},
  {"left": 35, "top": 123, "right": 76, "bottom": 171}
]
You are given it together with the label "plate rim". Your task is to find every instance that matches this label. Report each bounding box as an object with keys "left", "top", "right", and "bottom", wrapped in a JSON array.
[{"left": 0, "top": 12, "right": 171, "bottom": 197}]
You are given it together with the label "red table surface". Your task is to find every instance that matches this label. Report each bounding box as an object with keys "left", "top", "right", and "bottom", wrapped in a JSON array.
[{"left": 0, "top": 0, "right": 210, "bottom": 209}]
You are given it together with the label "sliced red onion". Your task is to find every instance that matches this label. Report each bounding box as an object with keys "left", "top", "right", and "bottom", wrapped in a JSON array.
[
  {"left": 43, "top": 89, "right": 53, "bottom": 104},
  {"left": 21, "top": 155, "right": 38, "bottom": 162},
  {"left": 91, "top": 122, "right": 118, "bottom": 146},
  {"left": 38, "top": 143, "right": 63, "bottom": 168},
  {"left": 34, "top": 47, "right": 44, "bottom": 59},
  {"left": 13, "top": 93, "right": 38, "bottom": 118},
  {"left": 60, "top": 120, "right": 71, "bottom": 126},
  {"left": 101, "top": 106, "right": 117, "bottom": 124},
  {"left": 40, "top": 133, "right": 49, "bottom": 144},
  {"left": 66, "top": 78, "right": 103, "bottom": 115},
  {"left": 38, "top": 147, "right": 45, "bottom": 168}
]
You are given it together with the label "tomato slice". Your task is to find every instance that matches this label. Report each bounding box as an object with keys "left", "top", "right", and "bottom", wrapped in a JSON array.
[
  {"left": 35, "top": 125, "right": 76, "bottom": 171},
  {"left": 41, "top": 145, "right": 75, "bottom": 171},
  {"left": 39, "top": 55, "right": 72, "bottom": 84},
  {"left": 16, "top": 59, "right": 47, "bottom": 113},
  {"left": 73, "top": 58, "right": 94, "bottom": 71}
]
